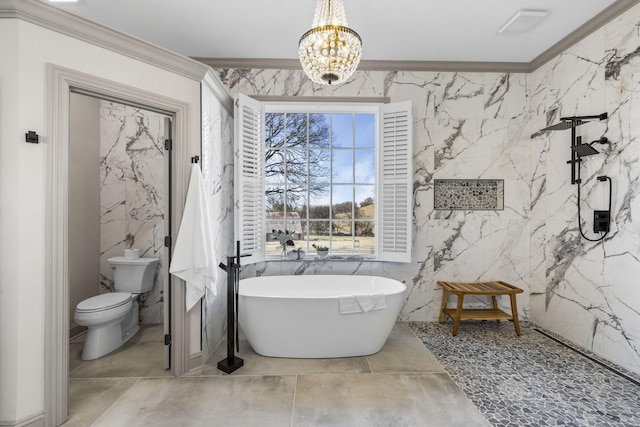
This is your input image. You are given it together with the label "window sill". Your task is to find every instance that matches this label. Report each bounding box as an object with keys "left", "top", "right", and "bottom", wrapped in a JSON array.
[{"left": 265, "top": 255, "right": 377, "bottom": 262}]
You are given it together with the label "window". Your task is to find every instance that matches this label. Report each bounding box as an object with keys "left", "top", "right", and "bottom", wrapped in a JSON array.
[{"left": 235, "top": 94, "right": 412, "bottom": 263}]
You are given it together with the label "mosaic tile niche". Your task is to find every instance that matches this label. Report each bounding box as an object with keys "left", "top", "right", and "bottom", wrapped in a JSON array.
[{"left": 434, "top": 179, "right": 504, "bottom": 210}]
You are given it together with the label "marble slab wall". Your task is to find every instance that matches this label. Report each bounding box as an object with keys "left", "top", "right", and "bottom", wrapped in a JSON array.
[
  {"left": 529, "top": 3, "right": 640, "bottom": 375},
  {"left": 213, "top": 2, "right": 640, "bottom": 376},
  {"left": 215, "top": 68, "right": 532, "bottom": 326},
  {"left": 99, "top": 101, "right": 167, "bottom": 324},
  {"left": 200, "top": 85, "right": 235, "bottom": 362}
]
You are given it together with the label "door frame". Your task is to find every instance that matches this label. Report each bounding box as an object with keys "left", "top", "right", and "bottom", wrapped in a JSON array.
[{"left": 44, "top": 64, "right": 191, "bottom": 426}]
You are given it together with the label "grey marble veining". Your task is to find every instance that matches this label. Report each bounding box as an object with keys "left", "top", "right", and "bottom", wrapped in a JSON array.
[
  {"left": 529, "top": 3, "right": 640, "bottom": 376},
  {"left": 213, "top": 2, "right": 640, "bottom": 378},
  {"left": 226, "top": 66, "right": 533, "bottom": 329},
  {"left": 200, "top": 84, "right": 235, "bottom": 363},
  {"left": 99, "top": 101, "right": 167, "bottom": 323}
]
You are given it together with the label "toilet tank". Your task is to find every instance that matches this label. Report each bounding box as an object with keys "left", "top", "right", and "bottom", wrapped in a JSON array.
[{"left": 107, "top": 257, "right": 160, "bottom": 293}]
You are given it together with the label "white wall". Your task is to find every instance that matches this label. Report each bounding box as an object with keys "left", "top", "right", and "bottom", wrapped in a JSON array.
[
  {"left": 0, "top": 17, "right": 203, "bottom": 424},
  {"left": 0, "top": 18, "right": 22, "bottom": 426},
  {"left": 68, "top": 93, "right": 101, "bottom": 335}
]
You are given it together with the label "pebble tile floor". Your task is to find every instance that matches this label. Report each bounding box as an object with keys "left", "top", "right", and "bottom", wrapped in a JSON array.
[{"left": 410, "top": 320, "right": 640, "bottom": 427}]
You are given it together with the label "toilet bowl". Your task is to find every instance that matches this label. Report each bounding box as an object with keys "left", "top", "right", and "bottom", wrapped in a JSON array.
[{"left": 74, "top": 255, "right": 159, "bottom": 360}]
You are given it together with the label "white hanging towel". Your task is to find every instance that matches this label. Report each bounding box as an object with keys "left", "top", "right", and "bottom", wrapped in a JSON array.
[{"left": 169, "top": 163, "right": 219, "bottom": 311}]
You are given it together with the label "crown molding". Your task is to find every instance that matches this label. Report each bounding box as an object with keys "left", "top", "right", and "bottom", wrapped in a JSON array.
[
  {"left": 195, "top": 0, "right": 638, "bottom": 75},
  {"left": 0, "top": 0, "right": 210, "bottom": 81},
  {"left": 251, "top": 95, "right": 391, "bottom": 104},
  {"left": 358, "top": 60, "right": 530, "bottom": 73},
  {"left": 193, "top": 57, "right": 531, "bottom": 74},
  {"left": 193, "top": 57, "right": 303, "bottom": 71}
]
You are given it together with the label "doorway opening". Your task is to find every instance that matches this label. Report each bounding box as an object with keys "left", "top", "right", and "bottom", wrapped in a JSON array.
[
  {"left": 67, "top": 92, "right": 172, "bottom": 381},
  {"left": 45, "top": 64, "right": 191, "bottom": 427}
]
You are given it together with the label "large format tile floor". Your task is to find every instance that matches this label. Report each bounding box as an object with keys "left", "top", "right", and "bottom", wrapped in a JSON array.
[
  {"left": 66, "top": 323, "right": 487, "bottom": 426},
  {"left": 67, "top": 320, "right": 640, "bottom": 426}
]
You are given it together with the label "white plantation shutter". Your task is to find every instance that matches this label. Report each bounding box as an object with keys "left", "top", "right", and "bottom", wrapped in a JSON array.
[
  {"left": 234, "top": 94, "right": 265, "bottom": 263},
  {"left": 378, "top": 101, "right": 412, "bottom": 262}
]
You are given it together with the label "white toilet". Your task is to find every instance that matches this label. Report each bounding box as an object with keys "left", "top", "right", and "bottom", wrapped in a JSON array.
[{"left": 74, "top": 255, "right": 159, "bottom": 360}]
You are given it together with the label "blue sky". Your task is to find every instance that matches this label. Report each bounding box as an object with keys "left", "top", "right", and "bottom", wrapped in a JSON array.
[{"left": 325, "top": 113, "right": 375, "bottom": 206}]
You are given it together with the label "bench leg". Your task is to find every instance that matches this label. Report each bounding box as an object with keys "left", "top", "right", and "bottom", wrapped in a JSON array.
[
  {"left": 509, "top": 294, "right": 521, "bottom": 336},
  {"left": 492, "top": 296, "right": 500, "bottom": 323},
  {"left": 438, "top": 288, "right": 449, "bottom": 322},
  {"left": 452, "top": 294, "right": 464, "bottom": 336}
]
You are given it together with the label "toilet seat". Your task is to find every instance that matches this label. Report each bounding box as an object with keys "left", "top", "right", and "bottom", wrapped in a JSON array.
[{"left": 76, "top": 292, "right": 132, "bottom": 313}]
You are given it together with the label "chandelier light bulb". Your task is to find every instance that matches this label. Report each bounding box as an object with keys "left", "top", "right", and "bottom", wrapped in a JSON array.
[{"left": 298, "top": 0, "right": 362, "bottom": 85}]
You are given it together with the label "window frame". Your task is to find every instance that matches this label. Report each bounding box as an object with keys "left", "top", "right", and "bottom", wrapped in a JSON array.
[
  {"left": 263, "top": 103, "right": 379, "bottom": 259},
  {"left": 234, "top": 94, "right": 412, "bottom": 263}
]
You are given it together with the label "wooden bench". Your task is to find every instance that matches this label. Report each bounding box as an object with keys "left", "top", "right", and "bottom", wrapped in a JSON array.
[{"left": 437, "top": 281, "right": 523, "bottom": 336}]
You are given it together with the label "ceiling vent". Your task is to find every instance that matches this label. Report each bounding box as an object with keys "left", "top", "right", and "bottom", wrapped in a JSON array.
[{"left": 499, "top": 10, "right": 549, "bottom": 34}]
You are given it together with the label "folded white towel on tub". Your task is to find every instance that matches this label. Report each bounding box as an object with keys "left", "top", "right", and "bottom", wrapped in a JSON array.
[
  {"left": 356, "top": 294, "right": 387, "bottom": 312},
  {"left": 339, "top": 294, "right": 387, "bottom": 314},
  {"left": 339, "top": 296, "right": 361, "bottom": 314}
]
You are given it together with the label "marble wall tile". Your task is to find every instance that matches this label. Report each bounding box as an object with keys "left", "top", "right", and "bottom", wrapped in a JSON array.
[
  {"left": 484, "top": 73, "right": 529, "bottom": 120},
  {"left": 219, "top": 66, "right": 534, "bottom": 325},
  {"left": 99, "top": 101, "right": 167, "bottom": 324},
  {"left": 432, "top": 218, "right": 531, "bottom": 318},
  {"left": 214, "top": 5, "right": 640, "bottom": 376},
  {"left": 433, "top": 72, "right": 487, "bottom": 120},
  {"left": 529, "top": 2, "right": 640, "bottom": 375},
  {"left": 201, "top": 87, "right": 235, "bottom": 362},
  {"left": 216, "top": 69, "right": 383, "bottom": 98},
  {"left": 530, "top": 28, "right": 607, "bottom": 122},
  {"left": 384, "top": 71, "right": 439, "bottom": 119}
]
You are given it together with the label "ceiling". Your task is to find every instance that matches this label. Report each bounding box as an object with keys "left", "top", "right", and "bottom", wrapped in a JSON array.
[{"left": 49, "top": 0, "right": 623, "bottom": 65}]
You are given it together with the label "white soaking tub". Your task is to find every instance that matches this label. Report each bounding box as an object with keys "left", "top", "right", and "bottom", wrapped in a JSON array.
[{"left": 238, "top": 275, "right": 406, "bottom": 358}]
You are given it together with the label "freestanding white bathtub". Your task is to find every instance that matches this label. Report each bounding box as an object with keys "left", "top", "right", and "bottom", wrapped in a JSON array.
[{"left": 238, "top": 275, "right": 406, "bottom": 358}]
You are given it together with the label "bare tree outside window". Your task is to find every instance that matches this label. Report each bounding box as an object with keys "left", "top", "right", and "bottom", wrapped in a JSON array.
[
  {"left": 265, "top": 113, "right": 330, "bottom": 210},
  {"left": 264, "top": 110, "right": 376, "bottom": 256}
]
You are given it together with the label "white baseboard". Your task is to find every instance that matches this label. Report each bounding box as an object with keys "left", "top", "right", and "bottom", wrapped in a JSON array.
[
  {"left": 188, "top": 352, "right": 202, "bottom": 371},
  {"left": 0, "top": 411, "right": 44, "bottom": 427}
]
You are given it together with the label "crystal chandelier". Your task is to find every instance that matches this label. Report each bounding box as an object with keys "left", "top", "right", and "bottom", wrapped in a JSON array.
[{"left": 298, "top": 0, "right": 362, "bottom": 85}]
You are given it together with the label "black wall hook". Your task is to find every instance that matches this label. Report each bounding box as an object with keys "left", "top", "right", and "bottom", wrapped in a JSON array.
[{"left": 25, "top": 131, "right": 39, "bottom": 144}]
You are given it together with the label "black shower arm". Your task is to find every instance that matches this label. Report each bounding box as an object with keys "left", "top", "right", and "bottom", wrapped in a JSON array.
[{"left": 560, "top": 113, "right": 608, "bottom": 121}]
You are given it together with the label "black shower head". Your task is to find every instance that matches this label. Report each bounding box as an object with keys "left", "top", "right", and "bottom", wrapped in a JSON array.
[
  {"left": 571, "top": 137, "right": 610, "bottom": 157},
  {"left": 539, "top": 120, "right": 586, "bottom": 132},
  {"left": 531, "top": 112, "right": 608, "bottom": 139},
  {"left": 571, "top": 143, "right": 600, "bottom": 157}
]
